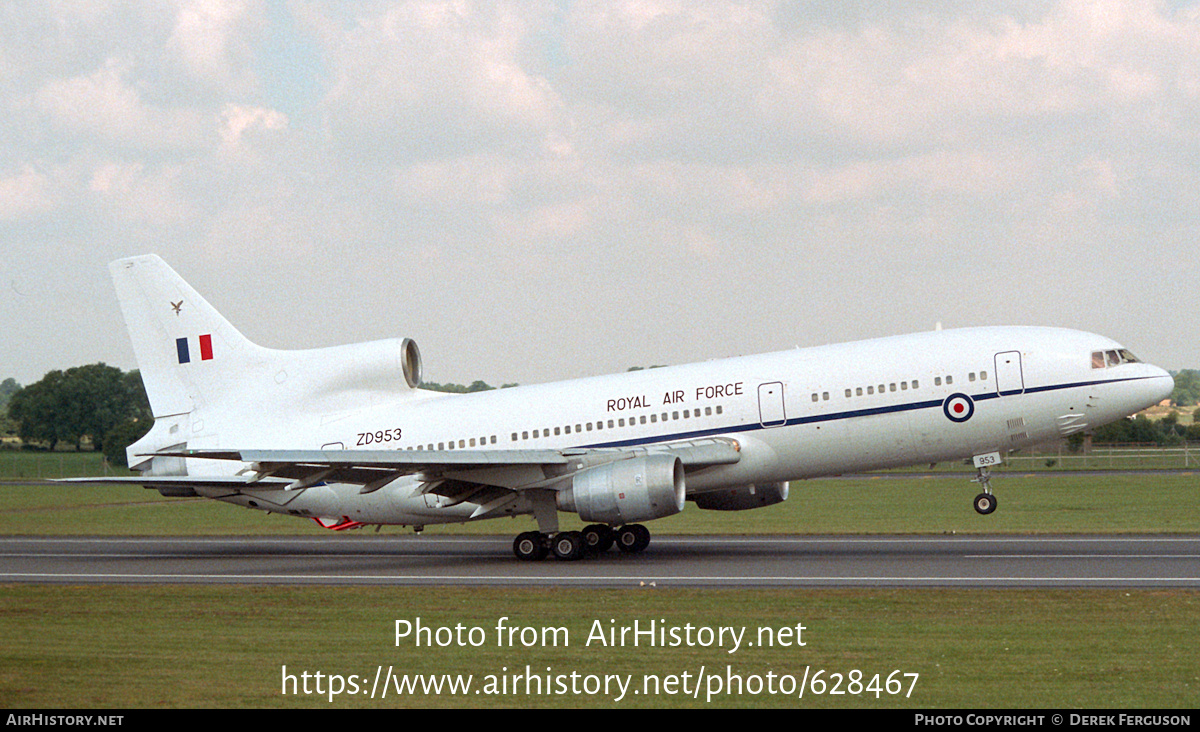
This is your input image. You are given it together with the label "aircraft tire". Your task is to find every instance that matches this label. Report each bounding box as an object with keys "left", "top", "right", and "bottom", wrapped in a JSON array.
[
  {"left": 973, "top": 493, "right": 997, "bottom": 515},
  {"left": 513, "top": 531, "right": 548, "bottom": 561},
  {"left": 552, "top": 531, "right": 586, "bottom": 561},
  {"left": 582, "top": 524, "right": 615, "bottom": 553},
  {"left": 615, "top": 524, "right": 651, "bottom": 554}
]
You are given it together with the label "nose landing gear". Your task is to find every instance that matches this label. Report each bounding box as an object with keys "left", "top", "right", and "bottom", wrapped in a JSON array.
[{"left": 972, "top": 465, "right": 998, "bottom": 515}]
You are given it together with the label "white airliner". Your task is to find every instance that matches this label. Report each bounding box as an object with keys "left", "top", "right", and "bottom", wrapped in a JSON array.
[{"left": 75, "top": 255, "right": 1174, "bottom": 561}]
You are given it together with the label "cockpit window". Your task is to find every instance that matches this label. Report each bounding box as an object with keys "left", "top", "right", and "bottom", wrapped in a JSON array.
[{"left": 1092, "top": 349, "right": 1141, "bottom": 369}]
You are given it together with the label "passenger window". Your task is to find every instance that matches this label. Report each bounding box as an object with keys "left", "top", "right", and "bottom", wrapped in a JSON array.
[
  {"left": 934, "top": 377, "right": 942, "bottom": 386},
  {"left": 980, "top": 371, "right": 987, "bottom": 380},
  {"left": 890, "top": 383, "right": 896, "bottom": 392},
  {"left": 913, "top": 380, "right": 919, "bottom": 389},
  {"left": 946, "top": 375, "right": 953, "bottom": 384},
  {"left": 857, "top": 387, "right": 864, "bottom": 396},
  {"left": 867, "top": 386, "right": 874, "bottom": 395},
  {"left": 969, "top": 373, "right": 976, "bottom": 382},
  {"left": 823, "top": 392, "right": 829, "bottom": 401}
]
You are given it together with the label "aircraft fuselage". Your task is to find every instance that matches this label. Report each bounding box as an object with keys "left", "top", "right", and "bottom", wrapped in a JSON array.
[{"left": 200, "top": 326, "right": 1172, "bottom": 527}]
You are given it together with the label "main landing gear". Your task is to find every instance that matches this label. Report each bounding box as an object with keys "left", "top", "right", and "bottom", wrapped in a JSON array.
[
  {"left": 972, "top": 466, "right": 998, "bottom": 515},
  {"left": 514, "top": 489, "right": 652, "bottom": 561},
  {"left": 512, "top": 524, "right": 651, "bottom": 561}
]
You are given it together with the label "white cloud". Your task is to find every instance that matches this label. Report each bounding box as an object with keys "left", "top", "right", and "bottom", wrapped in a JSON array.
[
  {"left": 219, "top": 103, "right": 287, "bottom": 145},
  {"left": 33, "top": 58, "right": 207, "bottom": 149},
  {"left": 0, "top": 165, "right": 53, "bottom": 220},
  {"left": 168, "top": 0, "right": 264, "bottom": 93},
  {"left": 317, "top": 1, "right": 566, "bottom": 160},
  {"left": 87, "top": 161, "right": 197, "bottom": 227},
  {"left": 760, "top": 0, "right": 1200, "bottom": 147}
]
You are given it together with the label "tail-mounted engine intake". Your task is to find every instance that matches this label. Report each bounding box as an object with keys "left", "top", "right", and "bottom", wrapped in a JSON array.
[
  {"left": 399, "top": 337, "right": 422, "bottom": 388},
  {"left": 556, "top": 454, "right": 685, "bottom": 524},
  {"left": 692, "top": 482, "right": 789, "bottom": 511}
]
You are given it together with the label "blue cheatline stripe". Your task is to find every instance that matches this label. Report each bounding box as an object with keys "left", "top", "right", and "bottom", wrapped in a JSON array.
[
  {"left": 176, "top": 337, "right": 190, "bottom": 364},
  {"left": 577, "top": 375, "right": 1162, "bottom": 451}
]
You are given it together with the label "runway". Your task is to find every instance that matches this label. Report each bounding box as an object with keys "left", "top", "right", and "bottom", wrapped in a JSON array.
[{"left": 1, "top": 534, "right": 1198, "bottom": 588}]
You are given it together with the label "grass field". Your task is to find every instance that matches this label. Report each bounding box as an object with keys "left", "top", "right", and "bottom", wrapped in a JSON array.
[
  {"left": 1, "top": 472, "right": 1197, "bottom": 535},
  {"left": 1, "top": 454, "right": 1197, "bottom": 709},
  {"left": 2, "top": 585, "right": 1197, "bottom": 708}
]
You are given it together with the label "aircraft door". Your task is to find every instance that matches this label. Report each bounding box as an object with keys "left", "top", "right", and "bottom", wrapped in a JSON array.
[
  {"left": 995, "top": 351, "right": 1025, "bottom": 396},
  {"left": 758, "top": 382, "right": 787, "bottom": 427}
]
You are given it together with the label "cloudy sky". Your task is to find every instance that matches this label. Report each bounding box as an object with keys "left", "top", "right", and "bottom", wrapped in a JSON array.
[{"left": 2, "top": 0, "right": 1197, "bottom": 389}]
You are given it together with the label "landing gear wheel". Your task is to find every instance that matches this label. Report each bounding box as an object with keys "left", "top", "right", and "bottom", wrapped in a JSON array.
[
  {"left": 973, "top": 492, "right": 997, "bottom": 515},
  {"left": 513, "top": 531, "right": 547, "bottom": 561},
  {"left": 615, "top": 524, "right": 651, "bottom": 554},
  {"left": 551, "top": 531, "right": 586, "bottom": 561},
  {"left": 581, "top": 524, "right": 615, "bottom": 553}
]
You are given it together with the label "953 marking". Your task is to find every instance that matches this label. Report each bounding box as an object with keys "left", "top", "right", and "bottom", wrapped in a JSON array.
[
  {"left": 798, "top": 669, "right": 918, "bottom": 699},
  {"left": 356, "top": 428, "right": 402, "bottom": 446}
]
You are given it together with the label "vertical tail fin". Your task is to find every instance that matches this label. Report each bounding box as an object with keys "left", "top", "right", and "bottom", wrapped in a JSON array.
[
  {"left": 110, "top": 254, "right": 261, "bottom": 419},
  {"left": 112, "top": 254, "right": 424, "bottom": 473}
]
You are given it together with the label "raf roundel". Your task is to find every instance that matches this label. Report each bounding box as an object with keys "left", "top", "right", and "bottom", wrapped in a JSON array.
[{"left": 942, "top": 393, "right": 975, "bottom": 423}]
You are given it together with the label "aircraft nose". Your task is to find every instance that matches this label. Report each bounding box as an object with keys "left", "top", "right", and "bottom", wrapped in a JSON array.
[{"left": 1149, "top": 366, "right": 1175, "bottom": 404}]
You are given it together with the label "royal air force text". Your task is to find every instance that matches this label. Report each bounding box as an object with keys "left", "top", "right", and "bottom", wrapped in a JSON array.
[{"left": 607, "top": 382, "right": 744, "bottom": 412}]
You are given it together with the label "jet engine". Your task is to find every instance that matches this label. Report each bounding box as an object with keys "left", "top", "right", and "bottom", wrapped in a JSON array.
[
  {"left": 556, "top": 454, "right": 685, "bottom": 524},
  {"left": 691, "top": 482, "right": 789, "bottom": 511}
]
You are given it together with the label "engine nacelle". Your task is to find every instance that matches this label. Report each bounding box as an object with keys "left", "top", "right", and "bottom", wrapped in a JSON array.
[
  {"left": 691, "top": 482, "right": 789, "bottom": 511},
  {"left": 556, "top": 454, "right": 685, "bottom": 524}
]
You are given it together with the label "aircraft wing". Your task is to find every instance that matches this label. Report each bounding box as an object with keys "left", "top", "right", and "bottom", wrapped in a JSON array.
[{"left": 150, "top": 436, "right": 742, "bottom": 497}]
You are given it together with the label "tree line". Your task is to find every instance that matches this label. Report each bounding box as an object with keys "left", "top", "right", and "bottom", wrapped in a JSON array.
[
  {"left": 3, "top": 365, "right": 1199, "bottom": 467},
  {"left": 2, "top": 365, "right": 151, "bottom": 466}
]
